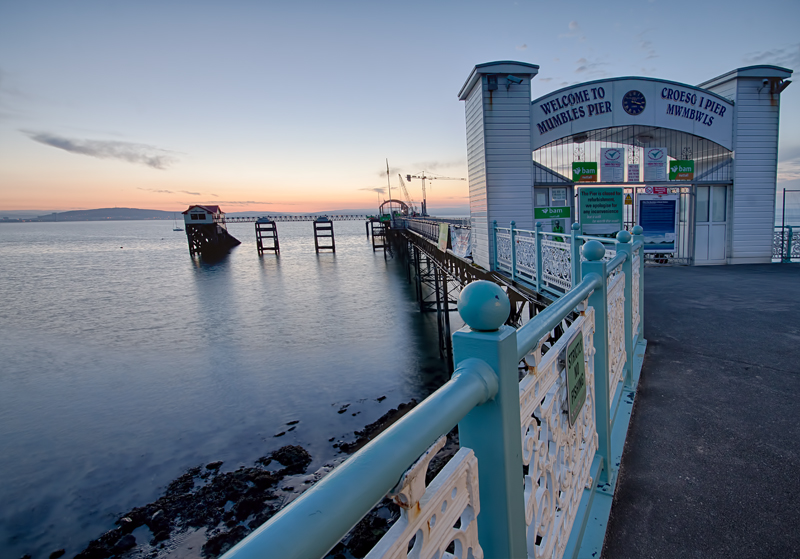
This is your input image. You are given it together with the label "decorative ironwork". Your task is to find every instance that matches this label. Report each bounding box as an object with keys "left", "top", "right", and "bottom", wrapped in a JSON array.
[
  {"left": 496, "top": 229, "right": 512, "bottom": 273},
  {"left": 773, "top": 228, "right": 800, "bottom": 261},
  {"left": 516, "top": 233, "right": 537, "bottom": 283},
  {"left": 541, "top": 238, "right": 572, "bottom": 291},
  {"left": 519, "top": 307, "right": 597, "bottom": 559},
  {"left": 367, "top": 439, "right": 483, "bottom": 559},
  {"left": 681, "top": 146, "right": 693, "bottom": 160},
  {"left": 606, "top": 272, "right": 627, "bottom": 402}
]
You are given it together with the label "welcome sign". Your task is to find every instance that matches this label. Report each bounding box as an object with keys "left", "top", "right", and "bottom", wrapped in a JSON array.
[
  {"left": 572, "top": 162, "right": 597, "bottom": 182},
  {"left": 531, "top": 78, "right": 734, "bottom": 151}
]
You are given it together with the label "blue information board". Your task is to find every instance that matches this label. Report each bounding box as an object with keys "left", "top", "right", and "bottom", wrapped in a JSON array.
[{"left": 638, "top": 196, "right": 678, "bottom": 253}]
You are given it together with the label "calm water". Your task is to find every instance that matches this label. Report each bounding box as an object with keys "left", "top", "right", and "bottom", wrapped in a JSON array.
[{"left": 0, "top": 220, "right": 453, "bottom": 558}]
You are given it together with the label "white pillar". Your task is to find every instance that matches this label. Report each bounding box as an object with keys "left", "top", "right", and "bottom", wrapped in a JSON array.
[
  {"left": 459, "top": 61, "right": 539, "bottom": 270},
  {"left": 699, "top": 66, "right": 793, "bottom": 264}
]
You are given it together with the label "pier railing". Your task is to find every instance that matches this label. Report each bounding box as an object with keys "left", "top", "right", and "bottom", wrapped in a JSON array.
[
  {"left": 493, "top": 222, "right": 633, "bottom": 299},
  {"left": 773, "top": 225, "right": 800, "bottom": 262},
  {"left": 222, "top": 232, "right": 646, "bottom": 559}
]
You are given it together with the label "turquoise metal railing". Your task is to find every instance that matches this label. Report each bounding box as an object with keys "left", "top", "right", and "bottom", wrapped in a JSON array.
[
  {"left": 492, "top": 222, "right": 642, "bottom": 298},
  {"left": 773, "top": 225, "right": 799, "bottom": 262},
  {"left": 222, "top": 231, "right": 647, "bottom": 559}
]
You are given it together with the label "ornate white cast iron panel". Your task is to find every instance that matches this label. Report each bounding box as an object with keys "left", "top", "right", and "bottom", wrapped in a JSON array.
[
  {"left": 515, "top": 234, "right": 537, "bottom": 283},
  {"left": 518, "top": 307, "right": 598, "bottom": 559},
  {"left": 541, "top": 239, "right": 572, "bottom": 291},
  {"left": 606, "top": 272, "right": 626, "bottom": 402},
  {"left": 631, "top": 249, "right": 641, "bottom": 341},
  {"left": 496, "top": 230, "right": 512, "bottom": 273},
  {"left": 366, "top": 438, "right": 483, "bottom": 559}
]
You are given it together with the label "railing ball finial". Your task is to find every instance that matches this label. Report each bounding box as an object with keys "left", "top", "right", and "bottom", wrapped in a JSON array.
[
  {"left": 616, "top": 230, "right": 632, "bottom": 243},
  {"left": 631, "top": 225, "right": 643, "bottom": 235},
  {"left": 457, "top": 280, "right": 510, "bottom": 332},
  {"left": 582, "top": 240, "right": 606, "bottom": 261},
  {"left": 571, "top": 222, "right": 581, "bottom": 231}
]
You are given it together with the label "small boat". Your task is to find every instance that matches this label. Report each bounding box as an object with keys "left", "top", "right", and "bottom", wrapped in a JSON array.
[{"left": 172, "top": 213, "right": 183, "bottom": 231}]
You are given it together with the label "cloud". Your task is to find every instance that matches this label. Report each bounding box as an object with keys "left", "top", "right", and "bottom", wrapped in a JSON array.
[
  {"left": 137, "top": 187, "right": 213, "bottom": 197},
  {"left": 516, "top": 44, "right": 528, "bottom": 51},
  {"left": 378, "top": 165, "right": 402, "bottom": 178},
  {"left": 559, "top": 21, "right": 585, "bottom": 41},
  {"left": 743, "top": 43, "right": 800, "bottom": 70},
  {"left": 359, "top": 187, "right": 386, "bottom": 194},
  {"left": 635, "top": 30, "right": 659, "bottom": 61},
  {"left": 24, "top": 131, "right": 179, "bottom": 169},
  {"left": 574, "top": 57, "right": 608, "bottom": 77},
  {"left": 409, "top": 158, "right": 466, "bottom": 172},
  {"left": 539, "top": 77, "right": 553, "bottom": 82},
  {"left": 778, "top": 147, "right": 800, "bottom": 183},
  {"left": 209, "top": 200, "right": 277, "bottom": 206}
]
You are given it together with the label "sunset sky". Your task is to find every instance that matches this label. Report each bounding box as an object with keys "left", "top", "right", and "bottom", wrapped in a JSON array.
[{"left": 1, "top": 0, "right": 798, "bottom": 214}]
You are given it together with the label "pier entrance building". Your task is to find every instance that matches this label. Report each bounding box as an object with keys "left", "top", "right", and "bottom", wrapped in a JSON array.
[{"left": 459, "top": 61, "right": 792, "bottom": 266}]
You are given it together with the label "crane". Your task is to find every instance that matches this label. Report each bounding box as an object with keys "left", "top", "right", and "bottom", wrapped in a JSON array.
[
  {"left": 397, "top": 174, "right": 418, "bottom": 215},
  {"left": 405, "top": 172, "right": 466, "bottom": 217}
]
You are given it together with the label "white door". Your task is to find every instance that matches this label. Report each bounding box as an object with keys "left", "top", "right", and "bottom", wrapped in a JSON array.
[{"left": 695, "top": 185, "right": 728, "bottom": 264}]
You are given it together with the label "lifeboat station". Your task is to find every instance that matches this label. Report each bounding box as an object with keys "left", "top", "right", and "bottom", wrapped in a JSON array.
[{"left": 458, "top": 60, "right": 792, "bottom": 266}]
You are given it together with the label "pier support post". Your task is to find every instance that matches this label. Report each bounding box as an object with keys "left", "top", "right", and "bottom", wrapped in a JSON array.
[
  {"left": 454, "top": 282, "right": 527, "bottom": 559},
  {"left": 313, "top": 218, "right": 335, "bottom": 253},
  {"left": 570, "top": 222, "right": 582, "bottom": 288},
  {"left": 616, "top": 230, "right": 634, "bottom": 387},
  {"left": 582, "top": 241, "right": 612, "bottom": 484},
  {"left": 632, "top": 225, "right": 645, "bottom": 344}
]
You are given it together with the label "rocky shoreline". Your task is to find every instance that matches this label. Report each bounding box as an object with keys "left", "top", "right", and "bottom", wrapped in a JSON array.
[{"left": 37, "top": 398, "right": 460, "bottom": 559}]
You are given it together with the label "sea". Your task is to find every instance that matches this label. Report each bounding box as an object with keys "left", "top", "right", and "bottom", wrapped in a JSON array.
[{"left": 0, "top": 220, "right": 457, "bottom": 559}]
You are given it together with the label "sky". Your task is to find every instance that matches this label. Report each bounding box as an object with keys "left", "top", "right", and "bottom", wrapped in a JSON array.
[{"left": 1, "top": 0, "right": 799, "bottom": 214}]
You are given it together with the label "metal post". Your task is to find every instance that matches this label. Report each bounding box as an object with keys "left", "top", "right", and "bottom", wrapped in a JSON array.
[
  {"left": 616, "top": 231, "right": 634, "bottom": 387},
  {"left": 434, "top": 267, "right": 444, "bottom": 358},
  {"left": 570, "top": 222, "right": 582, "bottom": 290},
  {"left": 581, "top": 241, "right": 612, "bottom": 484},
  {"left": 453, "top": 283, "right": 527, "bottom": 559},
  {"left": 535, "top": 222, "right": 543, "bottom": 293},
  {"left": 510, "top": 221, "right": 517, "bottom": 282},
  {"left": 632, "top": 225, "right": 645, "bottom": 344},
  {"left": 785, "top": 226, "right": 794, "bottom": 263},
  {"left": 492, "top": 220, "right": 499, "bottom": 271}
]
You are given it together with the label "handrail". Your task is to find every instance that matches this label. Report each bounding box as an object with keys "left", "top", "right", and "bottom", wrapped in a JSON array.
[
  {"left": 605, "top": 252, "right": 628, "bottom": 276},
  {"left": 516, "top": 273, "right": 602, "bottom": 361},
  {"left": 223, "top": 359, "right": 499, "bottom": 559},
  {"left": 577, "top": 234, "right": 617, "bottom": 244}
]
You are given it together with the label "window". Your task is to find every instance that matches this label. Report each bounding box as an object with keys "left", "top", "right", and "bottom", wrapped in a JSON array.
[
  {"left": 191, "top": 213, "right": 205, "bottom": 220},
  {"left": 534, "top": 188, "right": 549, "bottom": 207},
  {"left": 696, "top": 187, "right": 709, "bottom": 222}
]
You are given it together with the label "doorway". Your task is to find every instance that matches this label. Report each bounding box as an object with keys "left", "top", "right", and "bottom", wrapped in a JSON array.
[{"left": 695, "top": 185, "right": 728, "bottom": 264}]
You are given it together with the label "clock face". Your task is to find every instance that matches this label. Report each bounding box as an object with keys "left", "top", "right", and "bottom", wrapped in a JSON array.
[{"left": 622, "top": 90, "right": 646, "bottom": 116}]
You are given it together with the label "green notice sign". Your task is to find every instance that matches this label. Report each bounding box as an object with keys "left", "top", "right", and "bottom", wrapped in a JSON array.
[
  {"left": 566, "top": 333, "right": 587, "bottom": 426},
  {"left": 578, "top": 187, "right": 623, "bottom": 236},
  {"left": 572, "top": 162, "right": 597, "bottom": 182},
  {"left": 534, "top": 206, "right": 571, "bottom": 219},
  {"left": 669, "top": 160, "right": 694, "bottom": 180}
]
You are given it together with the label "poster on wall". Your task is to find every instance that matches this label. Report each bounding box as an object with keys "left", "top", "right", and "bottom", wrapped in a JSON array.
[
  {"left": 643, "top": 147, "right": 668, "bottom": 181},
  {"left": 600, "top": 148, "right": 625, "bottom": 182},
  {"left": 627, "top": 164, "right": 640, "bottom": 182},
  {"left": 450, "top": 227, "right": 471, "bottom": 258},
  {"left": 578, "top": 187, "right": 623, "bottom": 236},
  {"left": 572, "top": 162, "right": 598, "bottom": 182},
  {"left": 637, "top": 194, "right": 679, "bottom": 253}
]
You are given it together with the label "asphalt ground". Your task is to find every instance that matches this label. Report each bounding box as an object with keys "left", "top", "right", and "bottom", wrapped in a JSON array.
[{"left": 601, "top": 264, "right": 800, "bottom": 559}]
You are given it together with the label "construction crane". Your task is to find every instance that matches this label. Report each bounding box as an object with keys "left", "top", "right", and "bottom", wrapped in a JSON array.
[
  {"left": 405, "top": 172, "right": 466, "bottom": 217},
  {"left": 397, "top": 174, "right": 418, "bottom": 215}
]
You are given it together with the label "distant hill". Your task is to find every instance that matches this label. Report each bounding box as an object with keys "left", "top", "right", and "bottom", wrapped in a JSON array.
[{"left": 36, "top": 208, "right": 175, "bottom": 221}]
